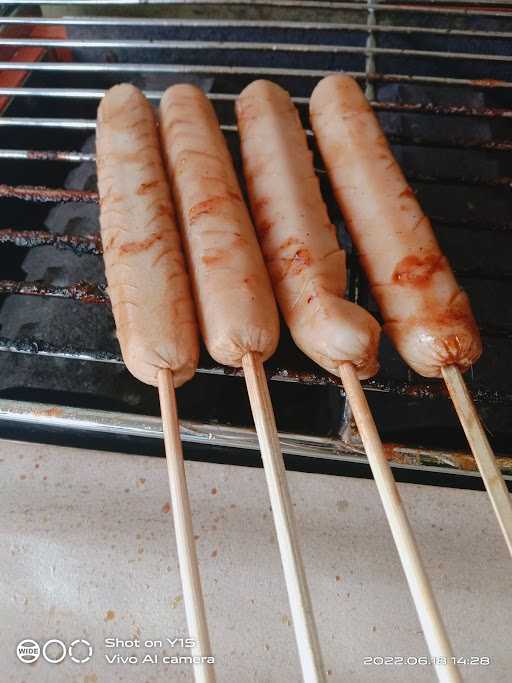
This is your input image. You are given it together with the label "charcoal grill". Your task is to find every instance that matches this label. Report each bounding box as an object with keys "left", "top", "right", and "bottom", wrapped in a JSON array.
[{"left": 0, "top": 0, "right": 511, "bottom": 488}]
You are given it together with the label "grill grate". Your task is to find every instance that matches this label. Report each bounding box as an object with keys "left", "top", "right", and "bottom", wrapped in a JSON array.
[{"left": 0, "top": 0, "right": 511, "bottom": 479}]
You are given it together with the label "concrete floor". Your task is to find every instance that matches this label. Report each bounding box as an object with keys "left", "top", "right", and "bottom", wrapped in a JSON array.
[{"left": 1, "top": 439, "right": 510, "bottom": 682}]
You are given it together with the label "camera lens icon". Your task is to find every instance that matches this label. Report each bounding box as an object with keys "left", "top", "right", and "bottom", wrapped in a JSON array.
[
  {"left": 16, "top": 639, "right": 40, "bottom": 664},
  {"left": 42, "top": 639, "right": 67, "bottom": 664},
  {"left": 69, "top": 639, "right": 93, "bottom": 664}
]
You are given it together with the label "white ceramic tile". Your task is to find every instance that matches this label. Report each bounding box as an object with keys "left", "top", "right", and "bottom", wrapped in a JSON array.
[{"left": 0, "top": 440, "right": 509, "bottom": 682}]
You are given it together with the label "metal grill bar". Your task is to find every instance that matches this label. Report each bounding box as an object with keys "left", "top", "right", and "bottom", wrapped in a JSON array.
[
  {"left": 2, "top": 226, "right": 510, "bottom": 271},
  {"left": 0, "top": 62, "right": 508, "bottom": 89},
  {"left": 2, "top": 128, "right": 511, "bottom": 157},
  {"left": 1, "top": 37, "right": 510, "bottom": 63},
  {"left": 1, "top": 221, "right": 508, "bottom": 271},
  {"left": 2, "top": 264, "right": 507, "bottom": 294},
  {"left": 0, "top": 228, "right": 100, "bottom": 253},
  {"left": 0, "top": 335, "right": 510, "bottom": 406},
  {"left": 358, "top": 0, "right": 512, "bottom": 6},
  {"left": 0, "top": 185, "right": 512, "bottom": 232},
  {"left": 0, "top": 149, "right": 95, "bottom": 161},
  {"left": 0, "top": 398, "right": 349, "bottom": 463},
  {"left": 0, "top": 17, "right": 510, "bottom": 40},
  {"left": 384, "top": 0, "right": 512, "bottom": 5},
  {"left": 1, "top": 0, "right": 511, "bottom": 18},
  {"left": 4, "top": 0, "right": 512, "bottom": 4},
  {"left": 0, "top": 149, "right": 97, "bottom": 162},
  {"left": 1, "top": 88, "right": 511, "bottom": 120},
  {"left": 0, "top": 118, "right": 97, "bottom": 130},
  {"left": 5, "top": 397, "right": 512, "bottom": 475},
  {"left": 4, "top": 138, "right": 512, "bottom": 188},
  {"left": 1, "top": 108, "right": 511, "bottom": 152},
  {"left": 0, "top": 120, "right": 236, "bottom": 136},
  {"left": 2, "top": 16, "right": 512, "bottom": 37},
  {"left": 0, "top": 87, "right": 157, "bottom": 100}
]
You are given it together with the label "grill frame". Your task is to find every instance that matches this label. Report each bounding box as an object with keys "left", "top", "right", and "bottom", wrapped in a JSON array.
[{"left": 0, "top": 0, "right": 511, "bottom": 483}]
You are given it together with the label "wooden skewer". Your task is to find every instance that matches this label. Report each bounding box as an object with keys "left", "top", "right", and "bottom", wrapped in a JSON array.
[
  {"left": 157, "top": 368, "right": 216, "bottom": 683},
  {"left": 242, "top": 351, "right": 326, "bottom": 683},
  {"left": 338, "top": 362, "right": 461, "bottom": 683},
  {"left": 442, "top": 364, "right": 512, "bottom": 557}
]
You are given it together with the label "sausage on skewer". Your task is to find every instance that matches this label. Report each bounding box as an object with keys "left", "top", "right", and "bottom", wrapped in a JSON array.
[
  {"left": 160, "top": 84, "right": 326, "bottom": 682},
  {"left": 236, "top": 79, "right": 380, "bottom": 379},
  {"left": 310, "top": 76, "right": 512, "bottom": 564},
  {"left": 159, "top": 83, "right": 279, "bottom": 367},
  {"left": 310, "top": 74, "right": 482, "bottom": 378},
  {"left": 96, "top": 83, "right": 199, "bottom": 386},
  {"left": 97, "top": 85, "right": 215, "bottom": 682}
]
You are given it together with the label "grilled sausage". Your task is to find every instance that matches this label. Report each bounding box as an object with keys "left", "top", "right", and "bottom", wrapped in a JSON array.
[
  {"left": 236, "top": 80, "right": 380, "bottom": 379},
  {"left": 310, "top": 75, "right": 482, "bottom": 378},
  {"left": 96, "top": 83, "right": 199, "bottom": 387},
  {"left": 159, "top": 84, "right": 279, "bottom": 367}
]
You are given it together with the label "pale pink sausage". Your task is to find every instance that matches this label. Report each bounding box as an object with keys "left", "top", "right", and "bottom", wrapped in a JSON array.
[
  {"left": 310, "top": 75, "right": 482, "bottom": 378},
  {"left": 159, "top": 84, "right": 279, "bottom": 367},
  {"left": 96, "top": 84, "right": 199, "bottom": 387},
  {"left": 236, "top": 80, "right": 380, "bottom": 380}
]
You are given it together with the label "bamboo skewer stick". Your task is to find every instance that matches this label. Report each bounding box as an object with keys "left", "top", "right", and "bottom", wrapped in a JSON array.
[
  {"left": 242, "top": 351, "right": 326, "bottom": 683},
  {"left": 338, "top": 362, "right": 461, "bottom": 683},
  {"left": 442, "top": 364, "right": 512, "bottom": 557},
  {"left": 157, "top": 368, "right": 216, "bottom": 683}
]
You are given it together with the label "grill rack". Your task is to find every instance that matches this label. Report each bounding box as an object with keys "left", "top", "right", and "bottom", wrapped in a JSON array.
[{"left": 0, "top": 0, "right": 511, "bottom": 480}]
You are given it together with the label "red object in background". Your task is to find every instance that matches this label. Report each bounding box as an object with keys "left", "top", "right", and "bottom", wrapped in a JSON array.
[{"left": 0, "top": 23, "right": 71, "bottom": 114}]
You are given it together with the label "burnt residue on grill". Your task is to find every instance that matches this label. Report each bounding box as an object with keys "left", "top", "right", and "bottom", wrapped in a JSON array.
[
  {"left": 0, "top": 335, "right": 121, "bottom": 363},
  {"left": 0, "top": 184, "right": 98, "bottom": 203},
  {"left": 470, "top": 78, "right": 510, "bottom": 88},
  {"left": 0, "top": 229, "right": 102, "bottom": 255},
  {"left": 25, "top": 149, "right": 93, "bottom": 163},
  {"left": 0, "top": 279, "right": 107, "bottom": 304},
  {"left": 8, "top": 168, "right": 507, "bottom": 200},
  {"left": 372, "top": 100, "right": 512, "bottom": 120},
  {"left": 30, "top": 405, "right": 64, "bottom": 418},
  {"left": 346, "top": 438, "right": 512, "bottom": 476},
  {"left": 2, "top": 168, "right": 510, "bottom": 213},
  {"left": 368, "top": 74, "right": 510, "bottom": 88}
]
